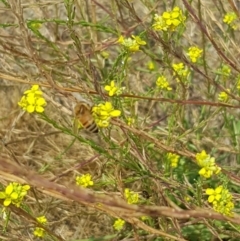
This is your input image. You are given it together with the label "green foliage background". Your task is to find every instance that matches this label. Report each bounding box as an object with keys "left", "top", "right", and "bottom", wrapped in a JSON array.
[{"left": 0, "top": 0, "right": 240, "bottom": 240}]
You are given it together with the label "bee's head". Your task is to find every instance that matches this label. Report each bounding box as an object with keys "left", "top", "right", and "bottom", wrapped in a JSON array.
[{"left": 74, "top": 102, "right": 89, "bottom": 115}]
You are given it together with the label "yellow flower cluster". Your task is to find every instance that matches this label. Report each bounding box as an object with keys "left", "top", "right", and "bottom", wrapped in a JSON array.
[
  {"left": 92, "top": 102, "right": 121, "bottom": 128},
  {"left": 124, "top": 188, "right": 139, "bottom": 204},
  {"left": 152, "top": 7, "right": 186, "bottom": 32},
  {"left": 156, "top": 75, "right": 172, "bottom": 91},
  {"left": 187, "top": 46, "right": 203, "bottom": 63},
  {"left": 34, "top": 215, "right": 48, "bottom": 238},
  {"left": 172, "top": 62, "right": 189, "bottom": 82},
  {"left": 76, "top": 174, "right": 94, "bottom": 188},
  {"left": 113, "top": 218, "right": 125, "bottom": 231},
  {"left": 0, "top": 182, "right": 30, "bottom": 207},
  {"left": 18, "top": 85, "right": 47, "bottom": 113},
  {"left": 127, "top": 117, "right": 135, "bottom": 126},
  {"left": 218, "top": 89, "right": 230, "bottom": 102},
  {"left": 196, "top": 150, "right": 221, "bottom": 178},
  {"left": 206, "top": 186, "right": 234, "bottom": 216},
  {"left": 223, "top": 12, "right": 237, "bottom": 29},
  {"left": 118, "top": 35, "right": 146, "bottom": 52},
  {"left": 218, "top": 64, "right": 231, "bottom": 77},
  {"left": 104, "top": 81, "right": 124, "bottom": 96},
  {"left": 147, "top": 61, "right": 155, "bottom": 71},
  {"left": 167, "top": 153, "right": 180, "bottom": 168}
]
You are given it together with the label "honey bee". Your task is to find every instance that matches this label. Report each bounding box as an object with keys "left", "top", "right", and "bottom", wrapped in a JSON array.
[{"left": 73, "top": 101, "right": 98, "bottom": 133}]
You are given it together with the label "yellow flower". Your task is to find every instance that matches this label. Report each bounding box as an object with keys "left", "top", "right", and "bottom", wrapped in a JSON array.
[
  {"left": 118, "top": 35, "right": 124, "bottom": 44},
  {"left": 206, "top": 186, "right": 234, "bottom": 216},
  {"left": 24, "top": 85, "right": 43, "bottom": 96},
  {"left": 105, "top": 81, "right": 118, "bottom": 96},
  {"left": 167, "top": 153, "right": 180, "bottom": 168},
  {"left": 104, "top": 81, "right": 124, "bottom": 96},
  {"left": 124, "top": 188, "right": 139, "bottom": 204},
  {"left": 152, "top": 6, "right": 186, "bottom": 32},
  {"left": 147, "top": 61, "right": 155, "bottom": 70},
  {"left": 33, "top": 215, "right": 48, "bottom": 237},
  {"left": 99, "top": 102, "right": 121, "bottom": 118},
  {"left": 92, "top": 102, "right": 121, "bottom": 128},
  {"left": 152, "top": 14, "right": 168, "bottom": 31},
  {"left": 36, "top": 216, "right": 47, "bottom": 224},
  {"left": 217, "top": 201, "right": 234, "bottom": 216},
  {"left": 206, "top": 186, "right": 223, "bottom": 203},
  {"left": 129, "top": 44, "right": 140, "bottom": 52},
  {"left": 127, "top": 117, "right": 135, "bottom": 126},
  {"left": 218, "top": 65, "right": 231, "bottom": 77},
  {"left": 132, "top": 35, "right": 146, "bottom": 45},
  {"left": 76, "top": 174, "right": 94, "bottom": 188},
  {"left": 18, "top": 96, "right": 28, "bottom": 110},
  {"left": 196, "top": 150, "right": 208, "bottom": 161},
  {"left": 172, "top": 63, "right": 189, "bottom": 76},
  {"left": 0, "top": 182, "right": 30, "bottom": 207},
  {"left": 196, "top": 150, "right": 221, "bottom": 178},
  {"left": 156, "top": 75, "right": 172, "bottom": 91},
  {"left": 25, "top": 95, "right": 47, "bottom": 113},
  {"left": 223, "top": 12, "right": 237, "bottom": 29},
  {"left": 33, "top": 227, "right": 45, "bottom": 237},
  {"left": 18, "top": 85, "right": 47, "bottom": 113},
  {"left": 163, "top": 9, "right": 181, "bottom": 26},
  {"left": 118, "top": 35, "right": 146, "bottom": 52},
  {"left": 113, "top": 218, "right": 125, "bottom": 231},
  {"left": 187, "top": 46, "right": 203, "bottom": 63},
  {"left": 218, "top": 89, "right": 230, "bottom": 102},
  {"left": 172, "top": 63, "right": 189, "bottom": 82},
  {"left": 199, "top": 167, "right": 213, "bottom": 178}
]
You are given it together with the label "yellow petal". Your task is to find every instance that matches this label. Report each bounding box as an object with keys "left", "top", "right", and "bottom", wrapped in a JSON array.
[
  {"left": 10, "top": 192, "right": 18, "bottom": 200},
  {"left": 104, "top": 86, "right": 111, "bottom": 91},
  {"left": 23, "top": 185, "right": 30, "bottom": 191},
  {"left": 118, "top": 35, "right": 124, "bottom": 43},
  {"left": 4, "top": 199, "right": 11, "bottom": 206},
  {"left": 31, "top": 85, "right": 39, "bottom": 90},
  {"left": 208, "top": 195, "right": 214, "bottom": 203},
  {"left": 215, "top": 186, "right": 223, "bottom": 194},
  {"left": 26, "top": 95, "right": 36, "bottom": 105},
  {"left": 162, "top": 12, "right": 170, "bottom": 19},
  {"left": 5, "top": 184, "right": 13, "bottom": 195},
  {"left": 206, "top": 188, "right": 214, "bottom": 195},
  {"left": 26, "top": 105, "right": 35, "bottom": 113},
  {"left": 110, "top": 110, "right": 121, "bottom": 117},
  {"left": 36, "top": 97, "right": 46, "bottom": 106},
  {"left": 36, "top": 106, "right": 44, "bottom": 113}
]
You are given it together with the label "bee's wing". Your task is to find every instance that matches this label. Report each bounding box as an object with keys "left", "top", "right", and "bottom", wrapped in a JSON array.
[{"left": 71, "top": 93, "right": 92, "bottom": 106}]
